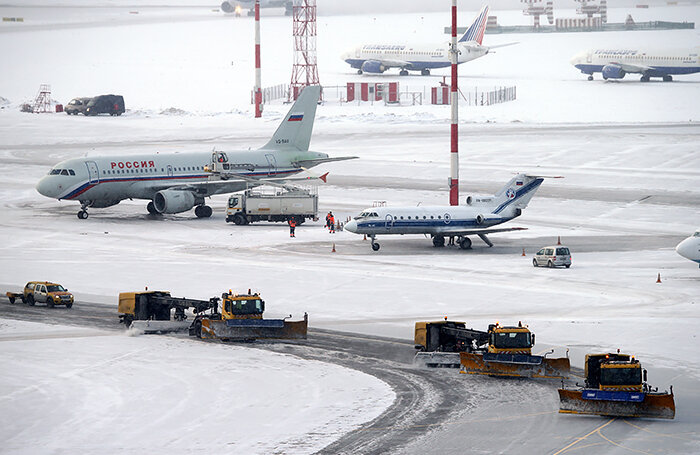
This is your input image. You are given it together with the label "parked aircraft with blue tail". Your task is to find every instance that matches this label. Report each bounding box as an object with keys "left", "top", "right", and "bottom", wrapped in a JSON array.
[
  {"left": 570, "top": 47, "right": 700, "bottom": 81},
  {"left": 35, "top": 86, "right": 355, "bottom": 219},
  {"left": 342, "top": 6, "right": 514, "bottom": 76},
  {"left": 345, "top": 174, "right": 553, "bottom": 251}
]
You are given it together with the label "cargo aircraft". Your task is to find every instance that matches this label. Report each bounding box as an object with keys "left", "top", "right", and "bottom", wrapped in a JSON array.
[
  {"left": 342, "top": 6, "right": 514, "bottom": 76},
  {"left": 570, "top": 46, "right": 700, "bottom": 81},
  {"left": 345, "top": 173, "right": 552, "bottom": 251},
  {"left": 676, "top": 229, "right": 700, "bottom": 267},
  {"left": 36, "top": 86, "right": 354, "bottom": 219}
]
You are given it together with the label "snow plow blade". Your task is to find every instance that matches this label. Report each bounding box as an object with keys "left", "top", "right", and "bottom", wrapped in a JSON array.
[
  {"left": 558, "top": 388, "right": 675, "bottom": 419},
  {"left": 198, "top": 315, "right": 308, "bottom": 341},
  {"left": 460, "top": 352, "right": 570, "bottom": 378},
  {"left": 413, "top": 352, "right": 461, "bottom": 368},
  {"left": 128, "top": 320, "right": 191, "bottom": 334}
]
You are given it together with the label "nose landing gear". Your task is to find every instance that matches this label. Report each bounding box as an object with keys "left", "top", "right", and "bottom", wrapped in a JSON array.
[
  {"left": 369, "top": 234, "right": 380, "bottom": 251},
  {"left": 77, "top": 201, "right": 90, "bottom": 219}
]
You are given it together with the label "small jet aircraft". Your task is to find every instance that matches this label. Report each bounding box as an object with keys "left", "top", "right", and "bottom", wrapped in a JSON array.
[
  {"left": 676, "top": 229, "right": 700, "bottom": 267},
  {"left": 570, "top": 46, "right": 700, "bottom": 81},
  {"left": 345, "top": 173, "right": 550, "bottom": 251},
  {"left": 36, "top": 86, "right": 355, "bottom": 219},
  {"left": 342, "top": 6, "right": 514, "bottom": 76}
]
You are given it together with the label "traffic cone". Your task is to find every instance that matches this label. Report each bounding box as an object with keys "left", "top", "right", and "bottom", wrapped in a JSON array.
[
  {"left": 522, "top": 248, "right": 526, "bottom": 256},
  {"left": 332, "top": 243, "right": 336, "bottom": 253},
  {"left": 656, "top": 273, "right": 662, "bottom": 283},
  {"left": 363, "top": 234, "right": 367, "bottom": 241},
  {"left": 557, "top": 236, "right": 561, "bottom": 245}
]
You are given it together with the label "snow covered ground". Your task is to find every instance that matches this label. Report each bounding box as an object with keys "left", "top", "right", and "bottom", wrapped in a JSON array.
[{"left": 1, "top": 2, "right": 699, "bottom": 454}]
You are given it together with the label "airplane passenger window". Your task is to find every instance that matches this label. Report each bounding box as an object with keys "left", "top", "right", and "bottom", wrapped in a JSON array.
[
  {"left": 438, "top": 216, "right": 442, "bottom": 219},
  {"left": 430, "top": 216, "right": 434, "bottom": 219},
  {"left": 423, "top": 216, "right": 426, "bottom": 219},
  {"left": 400, "top": 216, "right": 404, "bottom": 220}
]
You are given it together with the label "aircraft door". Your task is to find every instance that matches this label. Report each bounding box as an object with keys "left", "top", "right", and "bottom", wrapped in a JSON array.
[
  {"left": 167, "top": 165, "right": 173, "bottom": 177},
  {"left": 384, "top": 214, "right": 394, "bottom": 230},
  {"left": 86, "top": 161, "right": 100, "bottom": 183},
  {"left": 265, "top": 154, "right": 277, "bottom": 176},
  {"left": 586, "top": 52, "right": 592, "bottom": 63}
]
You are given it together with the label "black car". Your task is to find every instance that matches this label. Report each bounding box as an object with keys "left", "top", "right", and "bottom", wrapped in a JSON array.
[
  {"left": 85, "top": 94, "right": 125, "bottom": 116},
  {"left": 65, "top": 97, "right": 92, "bottom": 115}
]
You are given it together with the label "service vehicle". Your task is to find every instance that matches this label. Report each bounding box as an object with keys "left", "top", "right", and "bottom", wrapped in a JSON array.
[
  {"left": 64, "top": 97, "right": 92, "bottom": 115},
  {"left": 226, "top": 187, "right": 318, "bottom": 225},
  {"left": 6, "top": 281, "right": 74, "bottom": 308},
  {"left": 413, "top": 320, "right": 570, "bottom": 378},
  {"left": 533, "top": 245, "right": 572, "bottom": 268},
  {"left": 85, "top": 94, "right": 125, "bottom": 116},
  {"left": 118, "top": 289, "right": 307, "bottom": 341},
  {"left": 458, "top": 322, "right": 570, "bottom": 378},
  {"left": 558, "top": 352, "right": 675, "bottom": 419}
]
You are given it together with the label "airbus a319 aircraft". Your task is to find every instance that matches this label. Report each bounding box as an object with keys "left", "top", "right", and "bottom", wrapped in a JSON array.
[
  {"left": 342, "top": 6, "right": 514, "bottom": 76},
  {"left": 570, "top": 46, "right": 700, "bottom": 81},
  {"left": 36, "top": 86, "right": 354, "bottom": 219},
  {"left": 345, "top": 173, "right": 550, "bottom": 251}
]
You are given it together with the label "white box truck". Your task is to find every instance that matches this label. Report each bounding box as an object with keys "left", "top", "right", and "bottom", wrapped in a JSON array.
[{"left": 226, "top": 188, "right": 318, "bottom": 225}]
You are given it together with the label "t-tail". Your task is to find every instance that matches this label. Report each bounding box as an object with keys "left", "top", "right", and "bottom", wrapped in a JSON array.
[
  {"left": 259, "top": 85, "right": 321, "bottom": 152},
  {"left": 490, "top": 173, "right": 546, "bottom": 218},
  {"left": 459, "top": 5, "right": 489, "bottom": 45}
]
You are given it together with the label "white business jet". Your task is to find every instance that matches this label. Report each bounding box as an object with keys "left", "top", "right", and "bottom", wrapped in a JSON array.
[
  {"left": 36, "top": 86, "right": 354, "bottom": 219},
  {"left": 345, "top": 173, "right": 549, "bottom": 251},
  {"left": 342, "top": 6, "right": 514, "bottom": 76},
  {"left": 676, "top": 229, "right": 700, "bottom": 267}
]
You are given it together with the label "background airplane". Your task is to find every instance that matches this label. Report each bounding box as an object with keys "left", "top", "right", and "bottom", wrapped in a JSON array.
[
  {"left": 36, "top": 86, "right": 354, "bottom": 219},
  {"left": 676, "top": 229, "right": 700, "bottom": 267},
  {"left": 570, "top": 46, "right": 700, "bottom": 81},
  {"left": 345, "top": 173, "right": 550, "bottom": 251},
  {"left": 220, "top": 0, "right": 292, "bottom": 16},
  {"left": 342, "top": 6, "right": 514, "bottom": 76}
]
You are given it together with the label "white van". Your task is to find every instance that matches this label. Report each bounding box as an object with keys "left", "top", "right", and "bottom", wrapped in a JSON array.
[{"left": 533, "top": 246, "right": 572, "bottom": 268}]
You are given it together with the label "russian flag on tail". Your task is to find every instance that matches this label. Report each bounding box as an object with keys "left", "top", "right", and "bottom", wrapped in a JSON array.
[
  {"left": 288, "top": 114, "right": 304, "bottom": 122},
  {"left": 459, "top": 5, "right": 489, "bottom": 45}
]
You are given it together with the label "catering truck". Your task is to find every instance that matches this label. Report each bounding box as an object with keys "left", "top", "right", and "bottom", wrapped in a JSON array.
[{"left": 226, "top": 187, "right": 318, "bottom": 225}]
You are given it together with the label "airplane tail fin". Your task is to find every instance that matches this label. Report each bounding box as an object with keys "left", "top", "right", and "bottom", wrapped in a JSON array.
[
  {"left": 459, "top": 5, "right": 489, "bottom": 44},
  {"left": 260, "top": 85, "right": 320, "bottom": 152},
  {"left": 490, "top": 173, "right": 546, "bottom": 217}
]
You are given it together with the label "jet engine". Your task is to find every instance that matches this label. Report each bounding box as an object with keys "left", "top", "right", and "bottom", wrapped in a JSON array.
[
  {"left": 466, "top": 196, "right": 473, "bottom": 205},
  {"left": 221, "top": 1, "right": 249, "bottom": 13},
  {"left": 476, "top": 214, "right": 485, "bottom": 225},
  {"left": 153, "top": 190, "right": 196, "bottom": 214},
  {"left": 602, "top": 64, "right": 625, "bottom": 79},
  {"left": 361, "top": 60, "right": 386, "bottom": 74}
]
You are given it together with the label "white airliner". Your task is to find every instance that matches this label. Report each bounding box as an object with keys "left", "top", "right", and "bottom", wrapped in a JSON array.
[
  {"left": 342, "top": 6, "right": 512, "bottom": 76},
  {"left": 345, "top": 173, "right": 548, "bottom": 251},
  {"left": 36, "top": 86, "right": 354, "bottom": 219},
  {"left": 570, "top": 46, "right": 700, "bottom": 81},
  {"left": 676, "top": 229, "right": 700, "bottom": 267}
]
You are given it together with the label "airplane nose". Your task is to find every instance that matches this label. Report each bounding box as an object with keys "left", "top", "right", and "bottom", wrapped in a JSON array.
[
  {"left": 36, "top": 176, "right": 59, "bottom": 198},
  {"left": 675, "top": 238, "right": 697, "bottom": 260},
  {"left": 569, "top": 51, "right": 585, "bottom": 66},
  {"left": 345, "top": 219, "right": 358, "bottom": 233}
]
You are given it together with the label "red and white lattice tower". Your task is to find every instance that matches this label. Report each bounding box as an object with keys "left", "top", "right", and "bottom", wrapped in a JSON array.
[
  {"left": 288, "top": 0, "right": 320, "bottom": 102},
  {"left": 32, "top": 84, "right": 52, "bottom": 113}
]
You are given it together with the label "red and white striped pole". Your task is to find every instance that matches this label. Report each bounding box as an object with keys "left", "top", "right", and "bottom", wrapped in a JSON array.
[
  {"left": 254, "top": 0, "right": 262, "bottom": 118},
  {"left": 449, "top": 0, "right": 459, "bottom": 205}
]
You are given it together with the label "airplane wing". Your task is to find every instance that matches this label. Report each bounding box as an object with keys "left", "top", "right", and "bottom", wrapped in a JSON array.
[
  {"left": 379, "top": 58, "right": 412, "bottom": 68},
  {"left": 613, "top": 62, "right": 652, "bottom": 75},
  {"left": 486, "top": 42, "right": 519, "bottom": 50},
  {"left": 293, "top": 156, "right": 357, "bottom": 167},
  {"left": 437, "top": 226, "right": 528, "bottom": 235}
]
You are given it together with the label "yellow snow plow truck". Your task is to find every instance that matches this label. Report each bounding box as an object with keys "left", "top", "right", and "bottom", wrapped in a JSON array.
[
  {"left": 458, "top": 322, "right": 570, "bottom": 378},
  {"left": 558, "top": 353, "right": 675, "bottom": 419},
  {"left": 118, "top": 290, "right": 307, "bottom": 341}
]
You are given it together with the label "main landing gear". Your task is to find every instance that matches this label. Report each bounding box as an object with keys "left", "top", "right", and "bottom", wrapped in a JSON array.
[
  {"left": 399, "top": 69, "right": 409, "bottom": 76},
  {"left": 587, "top": 75, "right": 594, "bottom": 81},
  {"left": 147, "top": 201, "right": 159, "bottom": 215},
  {"left": 421, "top": 69, "right": 431, "bottom": 76},
  {"left": 194, "top": 205, "right": 213, "bottom": 218}
]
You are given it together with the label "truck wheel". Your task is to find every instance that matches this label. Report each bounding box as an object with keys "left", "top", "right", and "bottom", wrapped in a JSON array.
[
  {"left": 8, "top": 296, "right": 15, "bottom": 304},
  {"left": 122, "top": 315, "right": 133, "bottom": 327},
  {"left": 233, "top": 214, "right": 246, "bottom": 225},
  {"left": 532, "top": 259, "right": 538, "bottom": 267},
  {"left": 47, "top": 299, "right": 54, "bottom": 308},
  {"left": 548, "top": 261, "right": 554, "bottom": 268},
  {"left": 66, "top": 302, "right": 73, "bottom": 309},
  {"left": 27, "top": 295, "right": 35, "bottom": 306},
  {"left": 192, "top": 320, "right": 202, "bottom": 338}
]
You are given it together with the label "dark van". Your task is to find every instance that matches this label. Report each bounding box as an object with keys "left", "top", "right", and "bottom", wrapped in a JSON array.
[{"left": 85, "top": 95, "right": 125, "bottom": 116}]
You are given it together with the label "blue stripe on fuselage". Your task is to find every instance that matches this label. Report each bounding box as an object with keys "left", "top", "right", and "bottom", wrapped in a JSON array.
[
  {"left": 575, "top": 63, "right": 700, "bottom": 76},
  {"left": 345, "top": 58, "right": 451, "bottom": 71}
]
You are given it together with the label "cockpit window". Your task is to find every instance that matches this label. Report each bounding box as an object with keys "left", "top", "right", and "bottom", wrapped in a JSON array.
[
  {"left": 69, "top": 169, "right": 75, "bottom": 175},
  {"left": 694, "top": 231, "right": 700, "bottom": 237},
  {"left": 50, "top": 169, "right": 61, "bottom": 175},
  {"left": 60, "top": 169, "right": 69, "bottom": 175}
]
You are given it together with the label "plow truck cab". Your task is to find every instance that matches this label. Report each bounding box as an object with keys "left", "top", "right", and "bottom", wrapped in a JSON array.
[
  {"left": 459, "top": 322, "right": 570, "bottom": 379},
  {"left": 558, "top": 353, "right": 675, "bottom": 419},
  {"left": 189, "top": 290, "right": 308, "bottom": 341}
]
